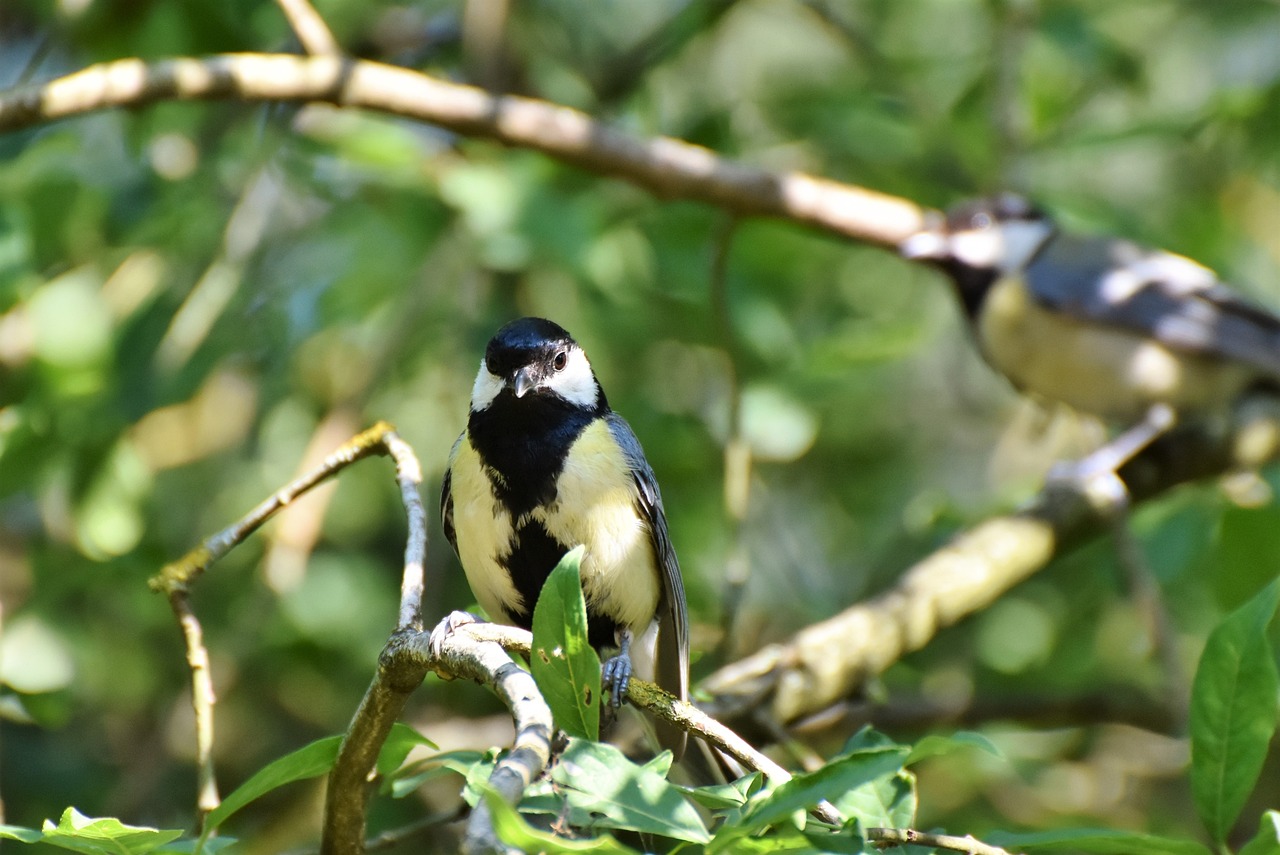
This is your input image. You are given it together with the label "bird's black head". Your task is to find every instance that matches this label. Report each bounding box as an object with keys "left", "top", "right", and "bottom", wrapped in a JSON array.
[
  {"left": 900, "top": 194, "right": 1055, "bottom": 316},
  {"left": 471, "top": 317, "right": 606, "bottom": 413}
]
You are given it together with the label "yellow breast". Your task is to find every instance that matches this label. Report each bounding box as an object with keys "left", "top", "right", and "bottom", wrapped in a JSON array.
[
  {"left": 532, "top": 420, "right": 660, "bottom": 633},
  {"left": 978, "top": 275, "right": 1254, "bottom": 421}
]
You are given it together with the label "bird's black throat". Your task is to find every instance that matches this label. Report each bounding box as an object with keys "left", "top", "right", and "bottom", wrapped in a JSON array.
[
  {"left": 467, "top": 389, "right": 620, "bottom": 646},
  {"left": 467, "top": 390, "right": 601, "bottom": 518}
]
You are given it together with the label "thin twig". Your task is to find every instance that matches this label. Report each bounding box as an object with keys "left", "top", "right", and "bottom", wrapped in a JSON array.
[
  {"left": 868, "top": 827, "right": 1019, "bottom": 855},
  {"left": 275, "top": 0, "right": 341, "bottom": 56},
  {"left": 0, "top": 54, "right": 926, "bottom": 250},
  {"left": 149, "top": 421, "right": 419, "bottom": 841},
  {"left": 170, "top": 594, "right": 221, "bottom": 829},
  {"left": 149, "top": 421, "right": 396, "bottom": 596},
  {"left": 384, "top": 430, "right": 427, "bottom": 631},
  {"left": 1110, "top": 514, "right": 1188, "bottom": 731}
]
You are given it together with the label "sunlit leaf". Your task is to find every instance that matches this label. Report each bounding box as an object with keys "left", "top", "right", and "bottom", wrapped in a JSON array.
[
  {"left": 551, "top": 738, "right": 710, "bottom": 843},
  {"left": 38, "top": 808, "right": 183, "bottom": 854},
  {"left": 530, "top": 546, "right": 601, "bottom": 741}
]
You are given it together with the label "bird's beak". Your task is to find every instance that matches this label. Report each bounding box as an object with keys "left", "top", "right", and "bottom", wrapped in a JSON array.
[
  {"left": 899, "top": 229, "right": 948, "bottom": 261},
  {"left": 512, "top": 366, "right": 537, "bottom": 398}
]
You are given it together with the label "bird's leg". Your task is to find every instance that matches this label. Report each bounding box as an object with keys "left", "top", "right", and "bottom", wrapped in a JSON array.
[
  {"left": 1047, "top": 403, "right": 1177, "bottom": 512},
  {"left": 601, "top": 628, "right": 634, "bottom": 708}
]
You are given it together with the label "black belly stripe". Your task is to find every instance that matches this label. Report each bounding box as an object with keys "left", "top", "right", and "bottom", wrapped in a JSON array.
[
  {"left": 467, "top": 389, "right": 622, "bottom": 650},
  {"left": 502, "top": 517, "right": 624, "bottom": 651},
  {"left": 467, "top": 392, "right": 597, "bottom": 519}
]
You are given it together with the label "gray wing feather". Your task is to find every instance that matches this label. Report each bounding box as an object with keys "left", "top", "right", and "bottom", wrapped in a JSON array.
[
  {"left": 1028, "top": 235, "right": 1280, "bottom": 378},
  {"left": 606, "top": 412, "right": 689, "bottom": 758}
]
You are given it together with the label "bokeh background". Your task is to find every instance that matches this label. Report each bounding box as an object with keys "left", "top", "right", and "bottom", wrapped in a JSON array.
[{"left": 4, "top": 0, "right": 1280, "bottom": 850}]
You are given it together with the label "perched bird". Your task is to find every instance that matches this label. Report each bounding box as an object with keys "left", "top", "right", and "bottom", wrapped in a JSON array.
[
  {"left": 900, "top": 194, "right": 1280, "bottom": 458},
  {"left": 441, "top": 317, "right": 688, "bottom": 757}
]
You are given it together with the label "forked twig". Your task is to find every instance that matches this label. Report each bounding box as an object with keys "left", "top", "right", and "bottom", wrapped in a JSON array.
[{"left": 149, "top": 421, "right": 418, "bottom": 831}]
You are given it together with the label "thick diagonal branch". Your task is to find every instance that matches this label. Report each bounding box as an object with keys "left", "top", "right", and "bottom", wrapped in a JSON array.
[{"left": 702, "top": 415, "right": 1273, "bottom": 726}]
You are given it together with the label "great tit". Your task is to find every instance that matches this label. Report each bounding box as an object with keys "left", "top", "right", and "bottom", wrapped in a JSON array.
[
  {"left": 899, "top": 195, "right": 1280, "bottom": 449},
  {"left": 441, "top": 317, "right": 689, "bottom": 757}
]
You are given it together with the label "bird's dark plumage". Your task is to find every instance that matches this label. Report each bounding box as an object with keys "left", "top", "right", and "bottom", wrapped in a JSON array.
[{"left": 442, "top": 317, "right": 689, "bottom": 757}]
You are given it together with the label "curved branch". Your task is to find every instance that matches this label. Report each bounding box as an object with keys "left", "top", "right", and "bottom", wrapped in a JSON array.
[
  {"left": 321, "top": 622, "right": 553, "bottom": 855},
  {"left": 0, "top": 53, "right": 924, "bottom": 249}
]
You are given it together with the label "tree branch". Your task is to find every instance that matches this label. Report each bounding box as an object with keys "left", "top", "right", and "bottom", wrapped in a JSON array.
[
  {"left": 701, "top": 411, "right": 1280, "bottom": 727},
  {"left": 869, "top": 826, "right": 1019, "bottom": 855},
  {"left": 275, "top": 0, "right": 341, "bottom": 56},
  {"left": 0, "top": 53, "right": 924, "bottom": 249}
]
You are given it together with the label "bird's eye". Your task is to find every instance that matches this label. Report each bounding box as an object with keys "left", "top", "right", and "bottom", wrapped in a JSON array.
[{"left": 553, "top": 350, "right": 568, "bottom": 371}]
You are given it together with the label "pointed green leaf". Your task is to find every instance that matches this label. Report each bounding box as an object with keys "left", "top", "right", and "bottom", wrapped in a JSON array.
[
  {"left": 481, "top": 787, "right": 642, "bottom": 854},
  {"left": 531, "top": 546, "right": 601, "bottom": 740},
  {"left": 551, "top": 738, "right": 710, "bottom": 843},
  {"left": 1190, "top": 579, "right": 1280, "bottom": 842},
  {"left": 681, "top": 772, "right": 766, "bottom": 810},
  {"left": 906, "top": 731, "right": 1002, "bottom": 765},
  {"left": 39, "top": 808, "right": 183, "bottom": 854},
  {"left": 375, "top": 722, "right": 437, "bottom": 776},
  {"left": 204, "top": 735, "right": 343, "bottom": 831},
  {"left": 986, "top": 827, "right": 1210, "bottom": 855},
  {"left": 1240, "top": 810, "right": 1280, "bottom": 855},
  {"left": 737, "top": 746, "right": 909, "bottom": 833}
]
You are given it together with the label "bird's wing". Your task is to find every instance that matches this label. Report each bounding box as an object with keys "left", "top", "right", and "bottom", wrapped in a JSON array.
[
  {"left": 606, "top": 412, "right": 689, "bottom": 757},
  {"left": 1027, "top": 235, "right": 1280, "bottom": 378},
  {"left": 440, "top": 432, "right": 464, "bottom": 557}
]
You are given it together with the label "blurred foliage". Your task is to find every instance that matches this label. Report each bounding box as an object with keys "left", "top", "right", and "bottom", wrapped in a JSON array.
[{"left": 2, "top": 0, "right": 1280, "bottom": 851}]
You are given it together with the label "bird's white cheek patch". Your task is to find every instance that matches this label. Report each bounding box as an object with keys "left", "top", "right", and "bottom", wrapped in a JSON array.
[
  {"left": 544, "top": 348, "right": 599, "bottom": 409},
  {"left": 540, "top": 421, "right": 659, "bottom": 632},
  {"left": 471, "top": 362, "right": 505, "bottom": 411},
  {"left": 450, "top": 438, "right": 521, "bottom": 620}
]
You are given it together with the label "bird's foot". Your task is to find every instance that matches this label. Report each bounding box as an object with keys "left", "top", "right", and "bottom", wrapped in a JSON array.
[
  {"left": 601, "top": 651, "right": 633, "bottom": 708},
  {"left": 429, "top": 610, "right": 479, "bottom": 658},
  {"left": 1046, "top": 403, "right": 1178, "bottom": 517}
]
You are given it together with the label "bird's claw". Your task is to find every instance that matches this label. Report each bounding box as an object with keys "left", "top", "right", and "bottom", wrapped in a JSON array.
[
  {"left": 429, "top": 610, "right": 479, "bottom": 658},
  {"left": 601, "top": 652, "right": 632, "bottom": 708}
]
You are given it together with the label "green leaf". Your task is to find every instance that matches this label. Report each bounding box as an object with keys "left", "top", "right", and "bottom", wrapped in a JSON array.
[
  {"left": 986, "top": 827, "right": 1211, "bottom": 855},
  {"left": 737, "top": 746, "right": 909, "bottom": 833},
  {"left": 388, "top": 748, "right": 487, "bottom": 798},
  {"left": 530, "top": 546, "right": 601, "bottom": 741},
  {"left": 0, "top": 825, "right": 44, "bottom": 843},
  {"left": 206, "top": 723, "right": 433, "bottom": 832},
  {"left": 833, "top": 769, "right": 915, "bottom": 829},
  {"left": 203, "top": 735, "right": 343, "bottom": 832},
  {"left": 376, "top": 722, "right": 438, "bottom": 776},
  {"left": 681, "top": 772, "right": 766, "bottom": 810},
  {"left": 1190, "top": 579, "right": 1280, "bottom": 842},
  {"left": 481, "top": 787, "right": 642, "bottom": 854},
  {"left": 1240, "top": 810, "right": 1280, "bottom": 855},
  {"left": 39, "top": 808, "right": 183, "bottom": 854},
  {"left": 551, "top": 738, "right": 711, "bottom": 843},
  {"left": 906, "top": 731, "right": 1002, "bottom": 765}
]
